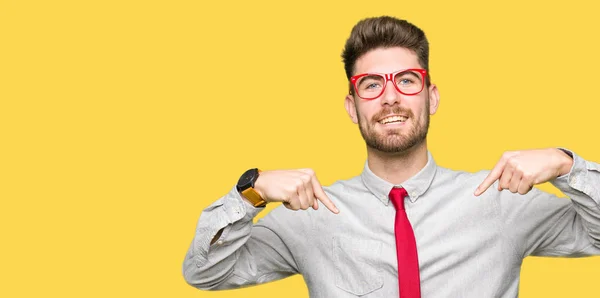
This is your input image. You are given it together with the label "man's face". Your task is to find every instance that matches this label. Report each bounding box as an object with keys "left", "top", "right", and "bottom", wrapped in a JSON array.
[{"left": 345, "top": 47, "right": 439, "bottom": 153}]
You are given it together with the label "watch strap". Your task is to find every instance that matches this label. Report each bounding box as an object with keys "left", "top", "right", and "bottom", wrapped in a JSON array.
[{"left": 241, "top": 187, "right": 267, "bottom": 207}]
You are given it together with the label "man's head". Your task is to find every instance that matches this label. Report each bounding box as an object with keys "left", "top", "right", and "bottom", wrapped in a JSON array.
[{"left": 342, "top": 16, "right": 439, "bottom": 154}]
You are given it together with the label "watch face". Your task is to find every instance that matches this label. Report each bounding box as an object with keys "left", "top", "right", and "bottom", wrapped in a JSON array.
[
  {"left": 239, "top": 173, "right": 253, "bottom": 185},
  {"left": 238, "top": 168, "right": 258, "bottom": 190}
]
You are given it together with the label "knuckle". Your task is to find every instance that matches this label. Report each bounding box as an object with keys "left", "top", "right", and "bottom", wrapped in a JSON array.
[
  {"left": 298, "top": 200, "right": 308, "bottom": 209},
  {"left": 300, "top": 174, "right": 311, "bottom": 183},
  {"left": 288, "top": 201, "right": 299, "bottom": 210},
  {"left": 513, "top": 164, "right": 521, "bottom": 172}
]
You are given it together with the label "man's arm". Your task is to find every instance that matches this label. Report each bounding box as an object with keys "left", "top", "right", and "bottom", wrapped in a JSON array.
[
  {"left": 476, "top": 148, "right": 600, "bottom": 256},
  {"left": 182, "top": 169, "right": 338, "bottom": 290},
  {"left": 533, "top": 149, "right": 600, "bottom": 256},
  {"left": 182, "top": 186, "right": 299, "bottom": 290}
]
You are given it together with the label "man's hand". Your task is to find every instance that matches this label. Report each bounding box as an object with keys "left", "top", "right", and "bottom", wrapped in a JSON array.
[
  {"left": 253, "top": 169, "right": 339, "bottom": 214},
  {"left": 474, "top": 148, "right": 574, "bottom": 196}
]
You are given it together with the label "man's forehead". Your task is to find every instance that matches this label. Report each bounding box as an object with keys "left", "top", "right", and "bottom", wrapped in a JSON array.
[{"left": 353, "top": 47, "right": 421, "bottom": 74}]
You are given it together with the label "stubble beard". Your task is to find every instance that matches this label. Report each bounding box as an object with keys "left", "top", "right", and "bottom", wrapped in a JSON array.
[{"left": 357, "top": 103, "right": 430, "bottom": 154}]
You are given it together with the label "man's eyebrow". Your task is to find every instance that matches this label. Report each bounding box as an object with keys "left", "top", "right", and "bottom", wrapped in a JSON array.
[
  {"left": 397, "top": 70, "right": 420, "bottom": 77},
  {"left": 358, "top": 74, "right": 383, "bottom": 81},
  {"left": 396, "top": 71, "right": 422, "bottom": 80}
]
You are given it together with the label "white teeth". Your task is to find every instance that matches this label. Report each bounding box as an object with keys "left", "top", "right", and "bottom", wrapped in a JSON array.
[{"left": 380, "top": 116, "right": 407, "bottom": 124}]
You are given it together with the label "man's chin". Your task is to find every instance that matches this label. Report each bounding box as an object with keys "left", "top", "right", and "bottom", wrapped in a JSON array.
[
  {"left": 368, "top": 145, "right": 409, "bottom": 154},
  {"left": 367, "top": 140, "right": 410, "bottom": 154},
  {"left": 367, "top": 135, "right": 426, "bottom": 154}
]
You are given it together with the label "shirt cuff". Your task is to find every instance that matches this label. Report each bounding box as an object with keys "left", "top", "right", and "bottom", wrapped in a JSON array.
[
  {"left": 552, "top": 148, "right": 584, "bottom": 190},
  {"left": 225, "top": 185, "right": 266, "bottom": 223}
]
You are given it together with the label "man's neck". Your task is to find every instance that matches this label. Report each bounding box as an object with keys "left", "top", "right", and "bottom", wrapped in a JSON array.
[{"left": 366, "top": 141, "right": 428, "bottom": 185}]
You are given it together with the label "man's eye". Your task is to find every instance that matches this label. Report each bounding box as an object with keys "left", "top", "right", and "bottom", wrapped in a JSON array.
[{"left": 359, "top": 80, "right": 381, "bottom": 90}]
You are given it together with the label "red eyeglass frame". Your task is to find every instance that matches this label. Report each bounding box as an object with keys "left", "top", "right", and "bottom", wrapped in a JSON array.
[{"left": 350, "top": 68, "right": 428, "bottom": 100}]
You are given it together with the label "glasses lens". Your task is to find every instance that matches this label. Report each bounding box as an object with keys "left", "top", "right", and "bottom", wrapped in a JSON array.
[
  {"left": 394, "top": 70, "right": 424, "bottom": 95},
  {"left": 356, "top": 75, "right": 385, "bottom": 99}
]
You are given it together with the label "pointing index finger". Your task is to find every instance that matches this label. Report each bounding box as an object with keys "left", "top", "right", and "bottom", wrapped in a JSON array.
[
  {"left": 310, "top": 175, "right": 339, "bottom": 214},
  {"left": 474, "top": 160, "right": 506, "bottom": 196}
]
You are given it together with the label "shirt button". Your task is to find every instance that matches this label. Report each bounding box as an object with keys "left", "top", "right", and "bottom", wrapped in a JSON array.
[{"left": 216, "top": 240, "right": 224, "bottom": 245}]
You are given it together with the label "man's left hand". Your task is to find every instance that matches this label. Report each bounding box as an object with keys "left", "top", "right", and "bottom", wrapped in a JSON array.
[{"left": 474, "top": 148, "right": 574, "bottom": 196}]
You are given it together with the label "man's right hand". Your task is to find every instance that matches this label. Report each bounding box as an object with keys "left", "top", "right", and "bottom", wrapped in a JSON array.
[{"left": 252, "top": 169, "right": 339, "bottom": 214}]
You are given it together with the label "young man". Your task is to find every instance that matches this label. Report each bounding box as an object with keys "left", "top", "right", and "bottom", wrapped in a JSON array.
[{"left": 182, "top": 16, "right": 600, "bottom": 297}]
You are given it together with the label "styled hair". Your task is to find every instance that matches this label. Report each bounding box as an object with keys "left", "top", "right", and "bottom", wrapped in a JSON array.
[{"left": 341, "top": 16, "right": 431, "bottom": 91}]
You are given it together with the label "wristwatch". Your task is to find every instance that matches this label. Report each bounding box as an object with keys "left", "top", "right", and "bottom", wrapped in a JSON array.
[{"left": 236, "top": 168, "right": 267, "bottom": 207}]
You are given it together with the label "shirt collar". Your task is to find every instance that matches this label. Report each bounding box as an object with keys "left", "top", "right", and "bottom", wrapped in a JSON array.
[{"left": 360, "top": 151, "right": 437, "bottom": 205}]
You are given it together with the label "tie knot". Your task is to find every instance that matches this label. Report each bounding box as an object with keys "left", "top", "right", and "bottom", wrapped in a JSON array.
[{"left": 389, "top": 187, "right": 408, "bottom": 211}]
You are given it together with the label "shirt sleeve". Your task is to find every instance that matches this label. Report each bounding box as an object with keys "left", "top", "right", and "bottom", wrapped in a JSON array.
[
  {"left": 504, "top": 149, "right": 600, "bottom": 257},
  {"left": 182, "top": 186, "right": 300, "bottom": 290}
]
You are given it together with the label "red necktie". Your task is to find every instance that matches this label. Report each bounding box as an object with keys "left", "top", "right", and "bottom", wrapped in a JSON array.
[{"left": 389, "top": 187, "right": 421, "bottom": 298}]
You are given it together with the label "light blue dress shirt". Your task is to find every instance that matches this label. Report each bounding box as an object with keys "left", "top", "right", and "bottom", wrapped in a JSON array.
[{"left": 183, "top": 150, "right": 600, "bottom": 297}]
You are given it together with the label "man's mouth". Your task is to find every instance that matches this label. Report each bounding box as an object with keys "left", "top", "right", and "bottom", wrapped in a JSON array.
[{"left": 378, "top": 115, "right": 408, "bottom": 124}]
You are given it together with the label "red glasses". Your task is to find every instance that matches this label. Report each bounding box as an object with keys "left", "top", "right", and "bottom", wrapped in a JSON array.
[{"left": 350, "top": 69, "right": 427, "bottom": 100}]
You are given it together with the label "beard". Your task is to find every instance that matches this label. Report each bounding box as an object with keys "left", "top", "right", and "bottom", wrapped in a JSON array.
[{"left": 357, "top": 103, "right": 430, "bottom": 154}]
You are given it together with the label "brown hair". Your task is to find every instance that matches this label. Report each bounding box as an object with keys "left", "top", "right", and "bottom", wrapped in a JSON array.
[{"left": 341, "top": 16, "right": 431, "bottom": 91}]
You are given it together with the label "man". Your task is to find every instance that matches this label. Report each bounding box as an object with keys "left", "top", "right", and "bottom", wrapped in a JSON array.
[{"left": 182, "top": 16, "right": 600, "bottom": 297}]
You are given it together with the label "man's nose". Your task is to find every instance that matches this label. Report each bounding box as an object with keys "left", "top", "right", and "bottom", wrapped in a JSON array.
[{"left": 380, "top": 80, "right": 401, "bottom": 105}]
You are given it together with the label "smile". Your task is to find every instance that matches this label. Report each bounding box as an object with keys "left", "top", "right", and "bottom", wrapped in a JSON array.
[{"left": 378, "top": 115, "right": 407, "bottom": 124}]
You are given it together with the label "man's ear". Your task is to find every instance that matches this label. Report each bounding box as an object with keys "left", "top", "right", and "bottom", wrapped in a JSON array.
[
  {"left": 344, "top": 94, "right": 358, "bottom": 124},
  {"left": 428, "top": 84, "right": 440, "bottom": 115}
]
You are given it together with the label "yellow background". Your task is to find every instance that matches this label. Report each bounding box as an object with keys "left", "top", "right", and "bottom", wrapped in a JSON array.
[{"left": 1, "top": 0, "right": 599, "bottom": 297}]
